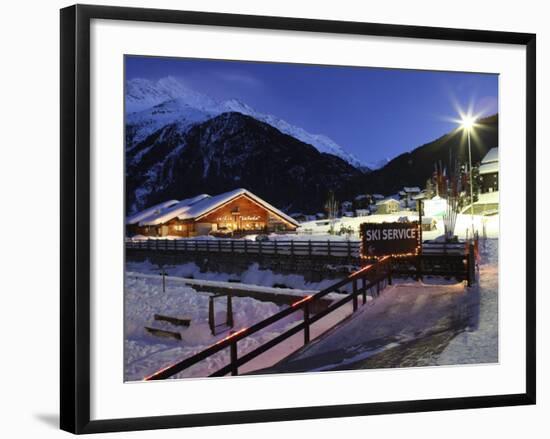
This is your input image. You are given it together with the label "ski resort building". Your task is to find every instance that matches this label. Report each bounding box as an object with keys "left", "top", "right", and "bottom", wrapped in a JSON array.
[
  {"left": 375, "top": 198, "right": 401, "bottom": 214},
  {"left": 126, "top": 188, "right": 299, "bottom": 238},
  {"left": 479, "top": 147, "right": 499, "bottom": 193}
]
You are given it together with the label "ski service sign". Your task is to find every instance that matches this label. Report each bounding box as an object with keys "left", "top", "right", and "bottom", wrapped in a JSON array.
[{"left": 360, "top": 222, "right": 420, "bottom": 257}]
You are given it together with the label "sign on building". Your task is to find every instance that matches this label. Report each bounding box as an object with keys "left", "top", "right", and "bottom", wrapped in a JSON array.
[{"left": 360, "top": 222, "right": 420, "bottom": 257}]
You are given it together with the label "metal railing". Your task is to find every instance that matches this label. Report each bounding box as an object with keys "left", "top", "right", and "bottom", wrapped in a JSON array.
[{"left": 144, "top": 256, "right": 392, "bottom": 380}]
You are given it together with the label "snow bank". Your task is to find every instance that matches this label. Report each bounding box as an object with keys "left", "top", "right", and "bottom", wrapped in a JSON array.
[
  {"left": 296, "top": 213, "right": 499, "bottom": 241},
  {"left": 125, "top": 274, "right": 302, "bottom": 380},
  {"left": 125, "top": 260, "right": 341, "bottom": 293},
  {"left": 436, "top": 238, "right": 498, "bottom": 364},
  {"left": 127, "top": 272, "right": 332, "bottom": 299},
  {"left": 128, "top": 213, "right": 498, "bottom": 244}
]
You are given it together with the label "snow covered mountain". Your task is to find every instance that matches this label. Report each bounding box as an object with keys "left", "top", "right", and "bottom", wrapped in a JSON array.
[
  {"left": 126, "top": 112, "right": 363, "bottom": 214},
  {"left": 126, "top": 76, "right": 219, "bottom": 113},
  {"left": 125, "top": 77, "right": 368, "bottom": 169},
  {"left": 363, "top": 114, "right": 499, "bottom": 194},
  {"left": 367, "top": 157, "right": 391, "bottom": 170}
]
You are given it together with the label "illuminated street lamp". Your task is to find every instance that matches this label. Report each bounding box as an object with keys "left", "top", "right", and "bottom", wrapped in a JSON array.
[{"left": 460, "top": 115, "right": 476, "bottom": 239}]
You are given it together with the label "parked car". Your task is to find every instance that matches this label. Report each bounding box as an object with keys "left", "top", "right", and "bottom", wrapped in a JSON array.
[{"left": 255, "top": 234, "right": 270, "bottom": 242}]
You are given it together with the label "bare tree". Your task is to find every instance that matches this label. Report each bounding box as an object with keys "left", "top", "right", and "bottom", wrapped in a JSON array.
[
  {"left": 443, "top": 160, "right": 463, "bottom": 241},
  {"left": 324, "top": 190, "right": 339, "bottom": 234}
]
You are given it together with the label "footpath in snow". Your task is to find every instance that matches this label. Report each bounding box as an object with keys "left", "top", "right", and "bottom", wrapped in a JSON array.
[
  {"left": 125, "top": 238, "right": 498, "bottom": 379},
  {"left": 436, "top": 238, "right": 498, "bottom": 365},
  {"left": 258, "top": 238, "right": 498, "bottom": 373}
]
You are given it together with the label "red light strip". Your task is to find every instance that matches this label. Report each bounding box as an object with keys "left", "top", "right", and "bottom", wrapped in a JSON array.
[
  {"left": 143, "top": 363, "right": 178, "bottom": 381},
  {"left": 214, "top": 327, "right": 248, "bottom": 345},
  {"left": 291, "top": 294, "right": 313, "bottom": 307}
]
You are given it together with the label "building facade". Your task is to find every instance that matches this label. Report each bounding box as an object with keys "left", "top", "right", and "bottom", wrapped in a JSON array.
[
  {"left": 126, "top": 189, "right": 299, "bottom": 238},
  {"left": 479, "top": 147, "right": 499, "bottom": 193},
  {"left": 375, "top": 198, "right": 401, "bottom": 214}
]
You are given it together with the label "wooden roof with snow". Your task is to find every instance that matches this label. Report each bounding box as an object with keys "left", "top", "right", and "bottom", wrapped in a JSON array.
[
  {"left": 128, "top": 188, "right": 299, "bottom": 227},
  {"left": 481, "top": 147, "right": 499, "bottom": 164},
  {"left": 126, "top": 199, "right": 180, "bottom": 225},
  {"left": 479, "top": 147, "right": 499, "bottom": 175},
  {"left": 375, "top": 197, "right": 401, "bottom": 206}
]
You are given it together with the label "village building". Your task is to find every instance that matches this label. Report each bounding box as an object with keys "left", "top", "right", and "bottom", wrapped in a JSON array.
[
  {"left": 404, "top": 186, "right": 421, "bottom": 194},
  {"left": 290, "top": 213, "right": 308, "bottom": 223},
  {"left": 470, "top": 191, "right": 499, "bottom": 215},
  {"left": 422, "top": 195, "right": 448, "bottom": 217},
  {"left": 355, "top": 208, "right": 370, "bottom": 217},
  {"left": 375, "top": 198, "right": 401, "bottom": 214},
  {"left": 421, "top": 216, "right": 437, "bottom": 231},
  {"left": 401, "top": 186, "right": 421, "bottom": 208},
  {"left": 479, "top": 147, "right": 499, "bottom": 193},
  {"left": 340, "top": 200, "right": 353, "bottom": 215},
  {"left": 126, "top": 188, "right": 299, "bottom": 238},
  {"left": 410, "top": 191, "right": 427, "bottom": 211},
  {"left": 452, "top": 147, "right": 499, "bottom": 215},
  {"left": 353, "top": 194, "right": 376, "bottom": 211}
]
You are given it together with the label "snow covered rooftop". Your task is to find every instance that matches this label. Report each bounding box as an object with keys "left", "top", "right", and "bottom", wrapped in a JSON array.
[
  {"left": 412, "top": 192, "right": 427, "bottom": 200},
  {"left": 481, "top": 147, "right": 498, "bottom": 164},
  {"left": 479, "top": 160, "right": 498, "bottom": 175},
  {"left": 126, "top": 199, "right": 179, "bottom": 225},
  {"left": 137, "top": 194, "right": 210, "bottom": 226},
  {"left": 403, "top": 186, "right": 421, "bottom": 193},
  {"left": 376, "top": 197, "right": 401, "bottom": 206},
  {"left": 134, "top": 188, "right": 299, "bottom": 227}
]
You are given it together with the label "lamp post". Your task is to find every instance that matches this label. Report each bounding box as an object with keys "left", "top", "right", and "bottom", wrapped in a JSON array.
[{"left": 460, "top": 116, "right": 476, "bottom": 240}]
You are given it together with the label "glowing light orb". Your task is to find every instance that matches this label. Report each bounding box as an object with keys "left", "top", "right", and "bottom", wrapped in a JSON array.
[{"left": 460, "top": 115, "right": 476, "bottom": 130}]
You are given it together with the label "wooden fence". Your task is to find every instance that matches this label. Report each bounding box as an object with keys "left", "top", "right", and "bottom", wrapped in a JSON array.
[
  {"left": 126, "top": 238, "right": 468, "bottom": 258},
  {"left": 145, "top": 256, "right": 393, "bottom": 380},
  {"left": 142, "top": 242, "right": 475, "bottom": 380}
]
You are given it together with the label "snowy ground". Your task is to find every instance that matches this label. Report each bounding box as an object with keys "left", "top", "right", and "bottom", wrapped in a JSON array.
[
  {"left": 259, "top": 238, "right": 498, "bottom": 373},
  {"left": 297, "top": 213, "right": 499, "bottom": 242},
  {"left": 436, "top": 238, "right": 498, "bottom": 364},
  {"left": 125, "top": 260, "right": 340, "bottom": 292},
  {"left": 261, "top": 281, "right": 472, "bottom": 373},
  {"left": 125, "top": 232, "right": 498, "bottom": 379},
  {"left": 124, "top": 262, "right": 350, "bottom": 380},
  {"left": 125, "top": 274, "right": 301, "bottom": 381},
  {"left": 128, "top": 213, "right": 499, "bottom": 243}
]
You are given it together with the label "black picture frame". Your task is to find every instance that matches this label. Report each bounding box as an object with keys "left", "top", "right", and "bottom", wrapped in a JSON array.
[{"left": 60, "top": 4, "right": 536, "bottom": 434}]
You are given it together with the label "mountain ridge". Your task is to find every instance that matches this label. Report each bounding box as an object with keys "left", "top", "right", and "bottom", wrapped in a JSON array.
[
  {"left": 125, "top": 76, "right": 368, "bottom": 170},
  {"left": 362, "top": 114, "right": 499, "bottom": 195},
  {"left": 126, "top": 112, "right": 364, "bottom": 214}
]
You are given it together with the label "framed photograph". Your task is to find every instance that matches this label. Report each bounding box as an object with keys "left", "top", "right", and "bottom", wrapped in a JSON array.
[{"left": 60, "top": 4, "right": 536, "bottom": 434}]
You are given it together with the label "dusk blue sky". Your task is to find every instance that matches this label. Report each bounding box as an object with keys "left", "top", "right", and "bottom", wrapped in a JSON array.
[{"left": 126, "top": 56, "right": 498, "bottom": 165}]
